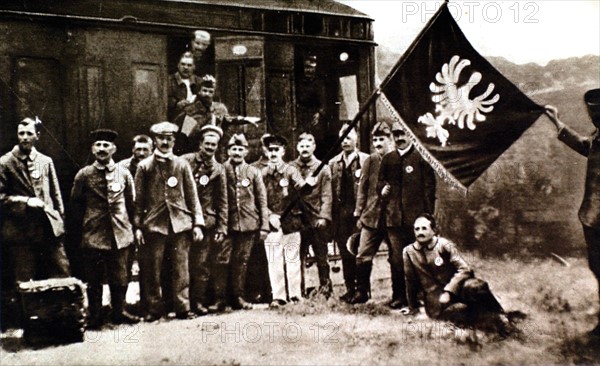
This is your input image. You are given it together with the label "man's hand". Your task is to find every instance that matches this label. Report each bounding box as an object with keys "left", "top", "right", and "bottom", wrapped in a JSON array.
[
  {"left": 176, "top": 99, "right": 190, "bottom": 109},
  {"left": 269, "top": 214, "right": 281, "bottom": 230},
  {"left": 315, "top": 218, "right": 327, "bottom": 229},
  {"left": 27, "top": 197, "right": 45, "bottom": 208},
  {"left": 193, "top": 227, "right": 204, "bottom": 243},
  {"left": 439, "top": 291, "right": 451, "bottom": 304},
  {"left": 135, "top": 229, "right": 145, "bottom": 246},
  {"left": 214, "top": 232, "right": 225, "bottom": 243},
  {"left": 381, "top": 184, "right": 391, "bottom": 197},
  {"left": 544, "top": 105, "right": 565, "bottom": 131},
  {"left": 259, "top": 230, "right": 269, "bottom": 241}
]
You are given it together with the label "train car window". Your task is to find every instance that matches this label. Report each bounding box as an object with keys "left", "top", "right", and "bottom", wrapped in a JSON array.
[
  {"left": 292, "top": 13, "right": 303, "bottom": 34},
  {"left": 264, "top": 11, "right": 289, "bottom": 33},
  {"left": 351, "top": 20, "right": 366, "bottom": 39},
  {"left": 328, "top": 18, "right": 342, "bottom": 37},
  {"left": 304, "top": 14, "right": 323, "bottom": 36}
]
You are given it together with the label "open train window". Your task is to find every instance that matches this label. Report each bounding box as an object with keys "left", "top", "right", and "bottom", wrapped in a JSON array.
[
  {"left": 264, "top": 11, "right": 289, "bottom": 33},
  {"left": 304, "top": 14, "right": 323, "bottom": 36}
]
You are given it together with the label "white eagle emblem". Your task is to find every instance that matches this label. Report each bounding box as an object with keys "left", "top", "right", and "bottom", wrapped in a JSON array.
[{"left": 418, "top": 55, "right": 500, "bottom": 147}]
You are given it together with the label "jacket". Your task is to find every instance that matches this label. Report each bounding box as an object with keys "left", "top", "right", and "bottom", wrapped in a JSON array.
[
  {"left": 224, "top": 160, "right": 269, "bottom": 233},
  {"left": 355, "top": 152, "right": 385, "bottom": 230},
  {"left": 558, "top": 125, "right": 600, "bottom": 228},
  {"left": 71, "top": 160, "right": 135, "bottom": 250},
  {"left": 290, "top": 155, "right": 333, "bottom": 226},
  {"left": 181, "top": 153, "right": 228, "bottom": 234},
  {"left": 328, "top": 150, "right": 369, "bottom": 223},
  {"left": 134, "top": 153, "right": 204, "bottom": 235},
  {"left": 403, "top": 236, "right": 473, "bottom": 318},
  {"left": 377, "top": 147, "right": 436, "bottom": 228},
  {"left": 0, "top": 146, "right": 65, "bottom": 243},
  {"left": 167, "top": 72, "right": 201, "bottom": 120}
]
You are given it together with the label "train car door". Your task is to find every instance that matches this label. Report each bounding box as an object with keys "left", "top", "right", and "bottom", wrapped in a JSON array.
[
  {"left": 214, "top": 36, "right": 266, "bottom": 162},
  {"left": 80, "top": 29, "right": 167, "bottom": 163}
]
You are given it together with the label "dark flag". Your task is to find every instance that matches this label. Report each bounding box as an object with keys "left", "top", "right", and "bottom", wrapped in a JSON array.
[{"left": 380, "top": 2, "right": 545, "bottom": 191}]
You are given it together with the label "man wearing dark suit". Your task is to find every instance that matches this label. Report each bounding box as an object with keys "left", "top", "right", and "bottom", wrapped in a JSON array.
[
  {"left": 134, "top": 121, "right": 204, "bottom": 321},
  {"left": 545, "top": 88, "right": 600, "bottom": 336},
  {"left": 377, "top": 122, "right": 436, "bottom": 309},
  {"left": 0, "top": 117, "right": 71, "bottom": 283},
  {"left": 168, "top": 52, "right": 201, "bottom": 122},
  {"left": 181, "top": 125, "right": 228, "bottom": 314},
  {"left": 71, "top": 129, "right": 139, "bottom": 328},
  {"left": 351, "top": 122, "right": 393, "bottom": 304},
  {"left": 328, "top": 124, "right": 368, "bottom": 302},
  {"left": 223, "top": 133, "right": 269, "bottom": 309}
]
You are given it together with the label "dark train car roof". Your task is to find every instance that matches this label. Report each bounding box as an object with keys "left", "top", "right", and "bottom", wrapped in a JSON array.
[{"left": 163, "top": 0, "right": 371, "bottom": 18}]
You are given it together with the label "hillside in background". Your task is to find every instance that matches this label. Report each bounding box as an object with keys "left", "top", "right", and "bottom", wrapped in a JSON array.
[{"left": 374, "top": 47, "right": 600, "bottom": 256}]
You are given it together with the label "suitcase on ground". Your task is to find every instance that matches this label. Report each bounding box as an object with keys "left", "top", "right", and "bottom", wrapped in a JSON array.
[{"left": 18, "top": 277, "right": 87, "bottom": 347}]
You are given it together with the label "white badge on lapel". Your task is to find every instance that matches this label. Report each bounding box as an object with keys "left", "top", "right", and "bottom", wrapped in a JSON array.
[
  {"left": 30, "top": 170, "right": 41, "bottom": 180},
  {"left": 434, "top": 256, "right": 444, "bottom": 266},
  {"left": 167, "top": 176, "right": 178, "bottom": 187},
  {"left": 110, "top": 182, "right": 122, "bottom": 192},
  {"left": 354, "top": 169, "right": 361, "bottom": 179},
  {"left": 405, "top": 165, "right": 414, "bottom": 174},
  {"left": 199, "top": 175, "right": 209, "bottom": 186},
  {"left": 241, "top": 178, "right": 250, "bottom": 187}
]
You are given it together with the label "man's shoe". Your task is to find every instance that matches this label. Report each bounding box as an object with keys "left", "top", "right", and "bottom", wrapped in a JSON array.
[
  {"left": 175, "top": 311, "right": 197, "bottom": 320},
  {"left": 143, "top": 313, "right": 162, "bottom": 323},
  {"left": 290, "top": 296, "right": 302, "bottom": 304},
  {"left": 208, "top": 301, "right": 227, "bottom": 313},
  {"left": 112, "top": 310, "right": 141, "bottom": 324},
  {"left": 350, "top": 291, "right": 369, "bottom": 304},
  {"left": 87, "top": 314, "right": 104, "bottom": 330},
  {"left": 339, "top": 291, "right": 355, "bottom": 303},
  {"left": 231, "top": 297, "right": 253, "bottom": 310},
  {"left": 388, "top": 298, "right": 406, "bottom": 309},
  {"left": 193, "top": 305, "right": 209, "bottom": 316},
  {"left": 269, "top": 299, "right": 287, "bottom": 309},
  {"left": 316, "top": 279, "right": 333, "bottom": 299}
]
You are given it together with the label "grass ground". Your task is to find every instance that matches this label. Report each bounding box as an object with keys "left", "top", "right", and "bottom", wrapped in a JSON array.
[{"left": 2, "top": 253, "right": 600, "bottom": 365}]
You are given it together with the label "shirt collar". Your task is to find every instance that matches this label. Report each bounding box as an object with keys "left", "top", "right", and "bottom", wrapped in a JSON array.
[
  {"left": 397, "top": 144, "right": 413, "bottom": 157},
  {"left": 195, "top": 153, "right": 215, "bottom": 166},
  {"left": 154, "top": 150, "right": 174, "bottom": 160},
  {"left": 12, "top": 146, "right": 38, "bottom": 161},
  {"left": 413, "top": 236, "right": 438, "bottom": 251},
  {"left": 296, "top": 155, "right": 318, "bottom": 167},
  {"left": 93, "top": 159, "right": 116, "bottom": 171},
  {"left": 342, "top": 150, "right": 358, "bottom": 166}
]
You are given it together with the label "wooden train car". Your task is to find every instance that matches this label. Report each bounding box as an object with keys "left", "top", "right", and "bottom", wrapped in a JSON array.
[{"left": 0, "top": 0, "right": 376, "bottom": 192}]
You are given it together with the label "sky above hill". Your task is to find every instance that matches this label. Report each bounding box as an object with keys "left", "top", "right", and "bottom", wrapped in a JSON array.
[{"left": 338, "top": 0, "right": 600, "bottom": 66}]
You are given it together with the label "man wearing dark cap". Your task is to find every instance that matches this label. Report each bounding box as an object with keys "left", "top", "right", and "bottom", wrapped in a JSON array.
[
  {"left": 377, "top": 122, "right": 437, "bottom": 310},
  {"left": 182, "top": 124, "right": 228, "bottom": 314},
  {"left": 0, "top": 117, "right": 71, "bottom": 290},
  {"left": 351, "top": 122, "right": 393, "bottom": 304},
  {"left": 71, "top": 129, "right": 139, "bottom": 328},
  {"left": 328, "top": 124, "right": 369, "bottom": 302},
  {"left": 134, "top": 121, "right": 204, "bottom": 321},
  {"left": 545, "top": 88, "right": 600, "bottom": 336},
  {"left": 223, "top": 133, "right": 269, "bottom": 309},
  {"left": 291, "top": 133, "right": 333, "bottom": 298},
  {"left": 247, "top": 133, "right": 274, "bottom": 303},
  {"left": 260, "top": 135, "right": 305, "bottom": 307}
]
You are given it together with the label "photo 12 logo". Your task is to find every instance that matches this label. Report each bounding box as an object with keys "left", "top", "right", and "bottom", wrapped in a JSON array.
[{"left": 402, "top": 2, "right": 540, "bottom": 24}]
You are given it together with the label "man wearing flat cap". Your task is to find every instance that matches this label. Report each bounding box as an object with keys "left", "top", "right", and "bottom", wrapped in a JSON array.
[
  {"left": 182, "top": 124, "right": 228, "bottom": 314},
  {"left": 71, "top": 129, "right": 139, "bottom": 328},
  {"left": 134, "top": 121, "right": 204, "bottom": 321},
  {"left": 0, "top": 117, "right": 71, "bottom": 298},
  {"left": 223, "top": 133, "right": 269, "bottom": 309},
  {"left": 351, "top": 121, "right": 393, "bottom": 304},
  {"left": 260, "top": 134, "right": 305, "bottom": 307},
  {"left": 546, "top": 88, "right": 600, "bottom": 336},
  {"left": 377, "top": 121, "right": 436, "bottom": 310}
]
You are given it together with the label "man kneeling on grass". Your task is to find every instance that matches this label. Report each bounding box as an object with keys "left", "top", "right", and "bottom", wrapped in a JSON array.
[{"left": 401, "top": 213, "right": 512, "bottom": 334}]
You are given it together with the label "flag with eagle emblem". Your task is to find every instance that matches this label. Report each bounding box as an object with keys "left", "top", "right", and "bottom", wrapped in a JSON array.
[{"left": 380, "top": 2, "right": 545, "bottom": 192}]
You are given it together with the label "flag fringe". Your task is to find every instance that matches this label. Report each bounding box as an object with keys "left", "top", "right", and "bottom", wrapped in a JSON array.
[{"left": 379, "top": 92, "right": 468, "bottom": 196}]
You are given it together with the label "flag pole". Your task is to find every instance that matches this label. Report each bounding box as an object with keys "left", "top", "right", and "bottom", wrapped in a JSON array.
[{"left": 280, "top": 1, "right": 451, "bottom": 219}]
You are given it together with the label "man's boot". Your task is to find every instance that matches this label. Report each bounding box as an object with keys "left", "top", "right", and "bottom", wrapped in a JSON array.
[
  {"left": 86, "top": 285, "right": 104, "bottom": 329},
  {"left": 388, "top": 267, "right": 407, "bottom": 309},
  {"left": 350, "top": 262, "right": 372, "bottom": 304},
  {"left": 339, "top": 255, "right": 356, "bottom": 303},
  {"left": 231, "top": 263, "right": 252, "bottom": 310},
  {"left": 110, "top": 285, "right": 140, "bottom": 324},
  {"left": 316, "top": 264, "right": 332, "bottom": 299},
  {"left": 191, "top": 278, "right": 209, "bottom": 316},
  {"left": 208, "top": 264, "right": 228, "bottom": 313}
]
